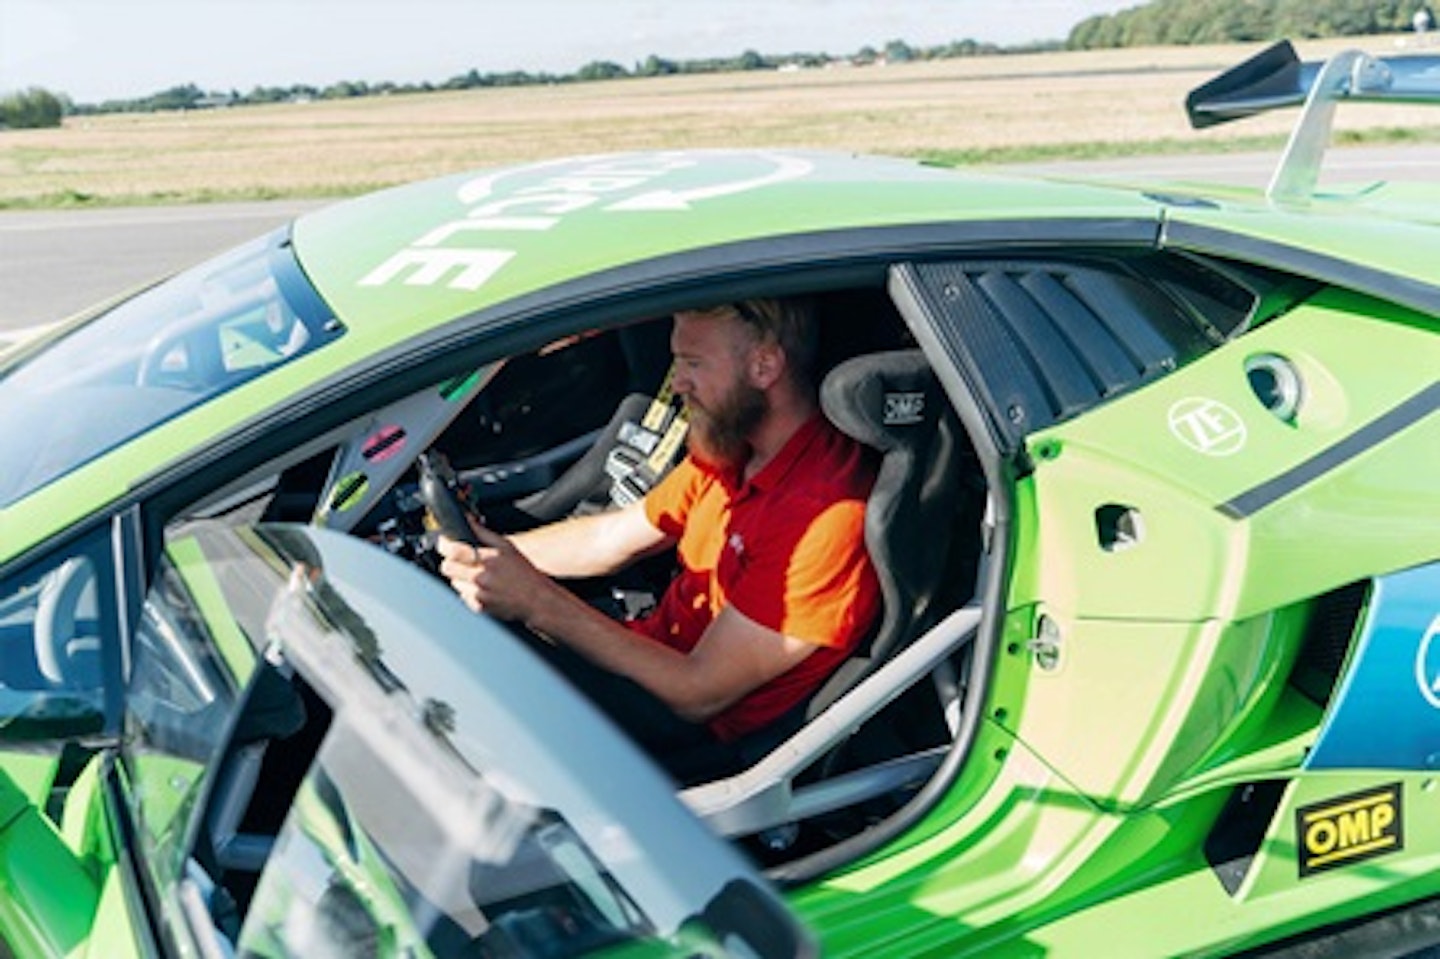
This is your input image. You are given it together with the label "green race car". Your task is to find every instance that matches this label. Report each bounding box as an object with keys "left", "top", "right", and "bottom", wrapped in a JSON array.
[{"left": 0, "top": 40, "right": 1437, "bottom": 957}]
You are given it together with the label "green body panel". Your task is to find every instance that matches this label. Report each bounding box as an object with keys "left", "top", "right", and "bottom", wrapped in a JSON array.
[
  {"left": 1168, "top": 187, "right": 1440, "bottom": 283},
  {"left": 0, "top": 752, "right": 66, "bottom": 810},
  {"left": 1021, "top": 290, "right": 1440, "bottom": 620},
  {"left": 1012, "top": 774, "right": 1440, "bottom": 958},
  {"left": 787, "top": 219, "right": 1440, "bottom": 951},
  {"left": 1005, "top": 609, "right": 1312, "bottom": 808},
  {"left": 0, "top": 769, "right": 101, "bottom": 958},
  {"left": 795, "top": 766, "right": 1440, "bottom": 956},
  {"left": 0, "top": 754, "right": 143, "bottom": 959},
  {"left": 87, "top": 870, "right": 144, "bottom": 959}
]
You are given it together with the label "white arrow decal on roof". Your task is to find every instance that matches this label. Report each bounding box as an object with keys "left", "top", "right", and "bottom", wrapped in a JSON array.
[{"left": 604, "top": 154, "right": 814, "bottom": 211}]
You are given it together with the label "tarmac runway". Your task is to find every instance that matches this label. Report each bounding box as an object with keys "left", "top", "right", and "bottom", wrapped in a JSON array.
[{"left": 0, "top": 200, "right": 325, "bottom": 337}]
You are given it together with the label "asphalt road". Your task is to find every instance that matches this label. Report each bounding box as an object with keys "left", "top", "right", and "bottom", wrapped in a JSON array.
[
  {"left": 0, "top": 200, "right": 325, "bottom": 334},
  {"left": 3, "top": 147, "right": 1438, "bottom": 336}
]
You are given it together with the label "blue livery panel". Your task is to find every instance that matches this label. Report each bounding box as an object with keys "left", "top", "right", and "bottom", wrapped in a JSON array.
[{"left": 1306, "top": 562, "right": 1440, "bottom": 771}]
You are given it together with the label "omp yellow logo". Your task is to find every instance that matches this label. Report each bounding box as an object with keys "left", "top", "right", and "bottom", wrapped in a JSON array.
[{"left": 1296, "top": 784, "right": 1403, "bottom": 877}]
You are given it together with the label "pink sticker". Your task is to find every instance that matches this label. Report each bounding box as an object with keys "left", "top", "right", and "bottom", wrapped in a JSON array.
[{"left": 361, "top": 425, "right": 408, "bottom": 463}]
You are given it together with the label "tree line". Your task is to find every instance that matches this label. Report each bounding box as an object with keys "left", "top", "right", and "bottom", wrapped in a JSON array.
[
  {"left": 4, "top": 0, "right": 1435, "bottom": 128},
  {"left": 1068, "top": 0, "right": 1432, "bottom": 48},
  {"left": 48, "top": 37, "right": 1015, "bottom": 118},
  {"left": 0, "top": 87, "right": 70, "bottom": 129}
]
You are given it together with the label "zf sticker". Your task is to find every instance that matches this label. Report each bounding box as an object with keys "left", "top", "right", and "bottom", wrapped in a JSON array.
[{"left": 1296, "top": 783, "right": 1403, "bottom": 877}]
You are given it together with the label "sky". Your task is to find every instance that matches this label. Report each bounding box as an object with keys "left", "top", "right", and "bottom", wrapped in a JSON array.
[{"left": 0, "top": 0, "right": 1139, "bottom": 104}]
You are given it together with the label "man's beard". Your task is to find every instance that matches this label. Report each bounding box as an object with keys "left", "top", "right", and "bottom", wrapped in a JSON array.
[{"left": 686, "top": 378, "right": 768, "bottom": 474}]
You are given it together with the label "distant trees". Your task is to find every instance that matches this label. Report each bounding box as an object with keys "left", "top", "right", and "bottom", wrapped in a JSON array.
[
  {"left": 1069, "top": 0, "right": 1427, "bottom": 48},
  {"left": 636, "top": 55, "right": 679, "bottom": 77},
  {"left": 884, "top": 40, "right": 918, "bottom": 63},
  {"left": 0, "top": 87, "right": 67, "bottom": 128},
  {"left": 576, "top": 61, "right": 627, "bottom": 82},
  {"left": 34, "top": 0, "right": 1432, "bottom": 120},
  {"left": 42, "top": 32, "right": 1018, "bottom": 118}
]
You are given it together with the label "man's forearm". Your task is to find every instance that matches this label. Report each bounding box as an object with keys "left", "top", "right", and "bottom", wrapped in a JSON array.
[
  {"left": 511, "top": 503, "right": 666, "bottom": 579},
  {"left": 524, "top": 587, "right": 724, "bottom": 722}
]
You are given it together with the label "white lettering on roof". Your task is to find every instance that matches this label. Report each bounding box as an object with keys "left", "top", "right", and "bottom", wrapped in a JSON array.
[
  {"left": 361, "top": 152, "right": 812, "bottom": 293},
  {"left": 360, "top": 248, "right": 515, "bottom": 291}
]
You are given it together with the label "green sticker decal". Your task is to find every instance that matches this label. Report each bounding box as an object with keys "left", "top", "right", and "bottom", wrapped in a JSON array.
[
  {"left": 327, "top": 471, "right": 371, "bottom": 514},
  {"left": 439, "top": 371, "right": 483, "bottom": 402}
]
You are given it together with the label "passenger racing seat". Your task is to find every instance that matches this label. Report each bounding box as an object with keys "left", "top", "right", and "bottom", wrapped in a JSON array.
[{"left": 809, "top": 348, "right": 976, "bottom": 714}]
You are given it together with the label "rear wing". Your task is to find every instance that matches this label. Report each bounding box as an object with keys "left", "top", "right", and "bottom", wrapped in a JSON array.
[{"left": 1185, "top": 40, "right": 1440, "bottom": 204}]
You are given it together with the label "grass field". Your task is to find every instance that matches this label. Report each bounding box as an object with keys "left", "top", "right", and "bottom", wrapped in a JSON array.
[{"left": 3, "top": 35, "right": 1438, "bottom": 208}]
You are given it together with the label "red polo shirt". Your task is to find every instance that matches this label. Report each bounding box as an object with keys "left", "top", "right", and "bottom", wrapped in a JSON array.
[{"left": 635, "top": 414, "right": 880, "bottom": 741}]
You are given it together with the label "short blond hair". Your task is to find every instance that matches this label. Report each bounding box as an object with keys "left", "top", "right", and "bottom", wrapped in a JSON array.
[{"left": 688, "top": 297, "right": 818, "bottom": 392}]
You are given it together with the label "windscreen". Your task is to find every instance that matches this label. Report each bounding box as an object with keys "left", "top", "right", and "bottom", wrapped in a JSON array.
[{"left": 0, "top": 228, "right": 342, "bottom": 507}]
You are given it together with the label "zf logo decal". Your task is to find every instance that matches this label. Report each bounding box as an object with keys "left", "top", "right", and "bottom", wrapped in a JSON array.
[
  {"left": 1296, "top": 784, "right": 1403, "bottom": 877},
  {"left": 1168, "top": 397, "right": 1247, "bottom": 456}
]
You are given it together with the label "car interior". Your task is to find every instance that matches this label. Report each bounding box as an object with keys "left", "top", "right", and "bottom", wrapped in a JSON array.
[{"left": 158, "top": 279, "right": 995, "bottom": 895}]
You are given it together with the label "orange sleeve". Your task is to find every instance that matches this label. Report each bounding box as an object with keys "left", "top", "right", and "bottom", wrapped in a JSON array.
[{"left": 642, "top": 456, "right": 702, "bottom": 539}]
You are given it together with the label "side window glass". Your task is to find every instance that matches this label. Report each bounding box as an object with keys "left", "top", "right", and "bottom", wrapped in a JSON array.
[
  {"left": 124, "top": 548, "right": 241, "bottom": 890},
  {"left": 237, "top": 713, "right": 656, "bottom": 958},
  {"left": 0, "top": 526, "right": 114, "bottom": 737}
]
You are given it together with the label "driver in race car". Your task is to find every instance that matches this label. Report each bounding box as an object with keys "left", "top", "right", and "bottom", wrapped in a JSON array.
[{"left": 438, "top": 298, "right": 880, "bottom": 773}]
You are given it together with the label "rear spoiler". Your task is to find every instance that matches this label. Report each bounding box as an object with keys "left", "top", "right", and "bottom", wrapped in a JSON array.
[{"left": 1185, "top": 40, "right": 1440, "bottom": 204}]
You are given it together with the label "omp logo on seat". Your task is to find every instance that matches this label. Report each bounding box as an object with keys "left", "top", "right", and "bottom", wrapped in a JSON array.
[
  {"left": 1296, "top": 783, "right": 1403, "bottom": 877},
  {"left": 884, "top": 391, "right": 926, "bottom": 426}
]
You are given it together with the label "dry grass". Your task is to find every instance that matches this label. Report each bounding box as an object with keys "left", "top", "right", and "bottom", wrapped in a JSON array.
[{"left": 3, "top": 36, "right": 1438, "bottom": 206}]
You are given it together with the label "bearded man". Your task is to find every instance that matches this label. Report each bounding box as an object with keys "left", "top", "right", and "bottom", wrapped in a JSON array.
[{"left": 438, "top": 298, "right": 880, "bottom": 774}]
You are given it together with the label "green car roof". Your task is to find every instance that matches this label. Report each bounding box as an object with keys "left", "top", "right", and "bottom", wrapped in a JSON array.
[{"left": 290, "top": 149, "right": 1168, "bottom": 347}]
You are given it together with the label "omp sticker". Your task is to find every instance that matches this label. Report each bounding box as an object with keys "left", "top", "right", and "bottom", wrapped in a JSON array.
[
  {"left": 326, "top": 471, "right": 371, "bottom": 515},
  {"left": 361, "top": 425, "right": 408, "bottom": 464},
  {"left": 884, "top": 391, "right": 926, "bottom": 426},
  {"left": 1168, "top": 397, "right": 1246, "bottom": 456},
  {"left": 1296, "top": 783, "right": 1403, "bottom": 877}
]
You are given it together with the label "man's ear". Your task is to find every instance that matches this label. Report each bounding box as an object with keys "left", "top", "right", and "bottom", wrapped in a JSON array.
[{"left": 747, "top": 340, "right": 785, "bottom": 389}]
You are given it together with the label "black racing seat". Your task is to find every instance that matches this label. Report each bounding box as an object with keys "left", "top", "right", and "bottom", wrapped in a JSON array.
[{"left": 808, "top": 348, "right": 976, "bottom": 715}]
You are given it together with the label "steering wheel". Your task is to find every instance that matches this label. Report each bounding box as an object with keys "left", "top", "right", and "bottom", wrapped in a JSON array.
[{"left": 416, "top": 452, "right": 481, "bottom": 547}]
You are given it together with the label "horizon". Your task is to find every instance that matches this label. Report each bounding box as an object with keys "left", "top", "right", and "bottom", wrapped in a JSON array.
[
  {"left": 65, "top": 33, "right": 1074, "bottom": 108},
  {"left": 0, "top": 0, "right": 1137, "bottom": 103}
]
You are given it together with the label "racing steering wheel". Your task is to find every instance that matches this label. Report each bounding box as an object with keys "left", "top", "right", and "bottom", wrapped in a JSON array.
[{"left": 416, "top": 452, "right": 481, "bottom": 548}]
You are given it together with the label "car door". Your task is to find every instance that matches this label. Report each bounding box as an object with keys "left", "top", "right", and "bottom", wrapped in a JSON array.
[{"left": 145, "top": 522, "right": 814, "bottom": 959}]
